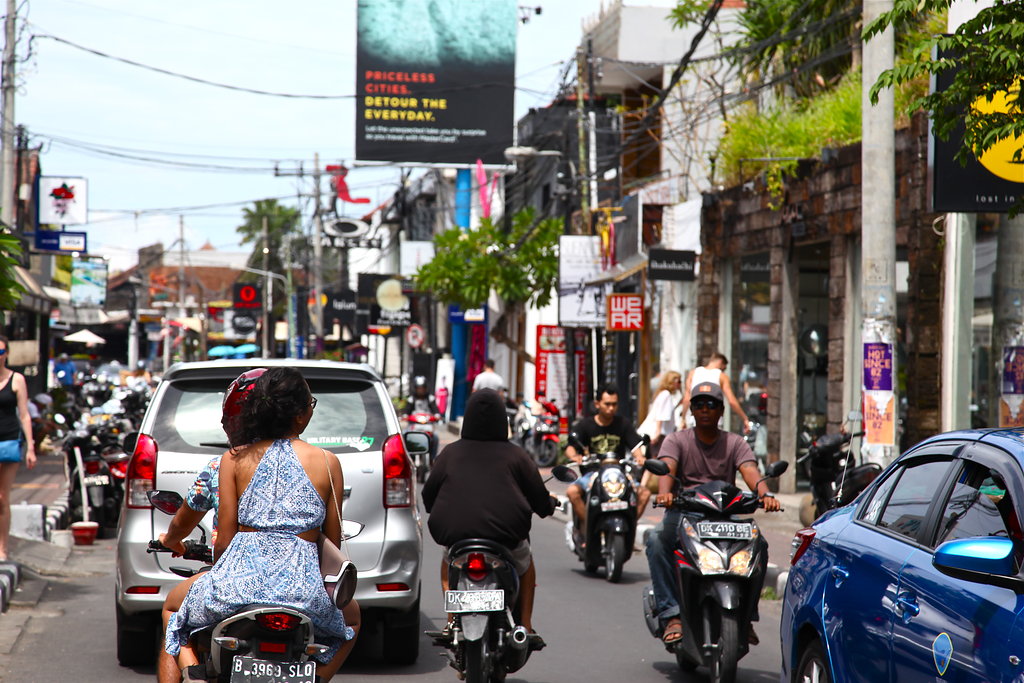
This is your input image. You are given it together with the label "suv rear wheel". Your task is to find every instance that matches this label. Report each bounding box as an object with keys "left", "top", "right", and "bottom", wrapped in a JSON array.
[
  {"left": 381, "top": 596, "right": 421, "bottom": 665},
  {"left": 116, "top": 605, "right": 158, "bottom": 666}
]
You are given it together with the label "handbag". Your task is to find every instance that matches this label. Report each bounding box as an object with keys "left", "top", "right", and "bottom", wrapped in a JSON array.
[{"left": 318, "top": 448, "right": 357, "bottom": 609}]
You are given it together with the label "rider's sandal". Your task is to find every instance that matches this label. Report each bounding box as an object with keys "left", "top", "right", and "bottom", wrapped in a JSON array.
[
  {"left": 527, "top": 631, "right": 547, "bottom": 651},
  {"left": 662, "top": 620, "right": 684, "bottom": 644}
]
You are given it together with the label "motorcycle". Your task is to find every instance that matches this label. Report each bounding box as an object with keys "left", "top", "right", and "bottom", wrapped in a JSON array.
[
  {"left": 64, "top": 402, "right": 133, "bottom": 536},
  {"left": 404, "top": 412, "right": 440, "bottom": 483},
  {"left": 797, "top": 411, "right": 879, "bottom": 526},
  {"left": 425, "top": 538, "right": 544, "bottom": 683},
  {"left": 148, "top": 490, "right": 328, "bottom": 683},
  {"left": 553, "top": 434, "right": 648, "bottom": 582},
  {"left": 641, "top": 458, "right": 788, "bottom": 683},
  {"left": 513, "top": 398, "right": 561, "bottom": 468}
]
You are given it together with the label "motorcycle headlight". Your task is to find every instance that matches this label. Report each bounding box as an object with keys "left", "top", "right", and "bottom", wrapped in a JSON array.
[
  {"left": 601, "top": 469, "right": 626, "bottom": 499},
  {"left": 697, "top": 548, "right": 725, "bottom": 573},
  {"left": 728, "top": 550, "right": 753, "bottom": 576},
  {"left": 680, "top": 518, "right": 701, "bottom": 541}
]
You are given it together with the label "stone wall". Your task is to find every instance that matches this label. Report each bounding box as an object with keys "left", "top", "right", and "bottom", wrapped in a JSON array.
[{"left": 700, "top": 112, "right": 942, "bottom": 463}]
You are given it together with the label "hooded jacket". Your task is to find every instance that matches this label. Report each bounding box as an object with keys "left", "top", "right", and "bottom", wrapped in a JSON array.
[{"left": 422, "top": 389, "right": 555, "bottom": 549}]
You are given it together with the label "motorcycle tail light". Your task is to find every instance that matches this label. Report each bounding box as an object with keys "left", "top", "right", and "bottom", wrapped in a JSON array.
[
  {"left": 790, "top": 528, "right": 816, "bottom": 565},
  {"left": 84, "top": 460, "right": 101, "bottom": 475},
  {"left": 466, "top": 552, "right": 489, "bottom": 581},
  {"left": 126, "top": 433, "right": 158, "bottom": 508},
  {"left": 109, "top": 460, "right": 129, "bottom": 479},
  {"left": 383, "top": 434, "right": 412, "bottom": 508},
  {"left": 256, "top": 613, "right": 302, "bottom": 631}
]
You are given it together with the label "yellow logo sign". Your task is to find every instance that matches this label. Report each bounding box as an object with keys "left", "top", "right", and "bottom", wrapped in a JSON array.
[{"left": 972, "top": 82, "right": 1023, "bottom": 184}]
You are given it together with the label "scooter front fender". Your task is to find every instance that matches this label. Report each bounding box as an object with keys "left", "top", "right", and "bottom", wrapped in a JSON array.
[
  {"left": 704, "top": 580, "right": 744, "bottom": 611},
  {"left": 597, "top": 514, "right": 631, "bottom": 536},
  {"left": 460, "top": 613, "right": 489, "bottom": 642}
]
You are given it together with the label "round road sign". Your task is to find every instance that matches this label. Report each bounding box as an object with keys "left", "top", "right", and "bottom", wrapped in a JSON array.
[{"left": 405, "top": 323, "right": 425, "bottom": 349}]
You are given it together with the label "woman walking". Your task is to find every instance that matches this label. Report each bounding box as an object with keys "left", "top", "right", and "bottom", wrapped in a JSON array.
[{"left": 0, "top": 335, "right": 36, "bottom": 561}]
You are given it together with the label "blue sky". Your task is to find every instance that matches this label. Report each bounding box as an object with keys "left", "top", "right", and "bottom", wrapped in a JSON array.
[{"left": 17, "top": 0, "right": 641, "bottom": 271}]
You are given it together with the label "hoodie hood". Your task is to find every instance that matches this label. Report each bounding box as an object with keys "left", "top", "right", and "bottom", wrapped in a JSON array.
[{"left": 461, "top": 389, "right": 509, "bottom": 441}]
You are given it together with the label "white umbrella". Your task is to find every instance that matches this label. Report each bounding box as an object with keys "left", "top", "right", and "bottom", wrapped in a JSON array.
[{"left": 64, "top": 329, "right": 106, "bottom": 346}]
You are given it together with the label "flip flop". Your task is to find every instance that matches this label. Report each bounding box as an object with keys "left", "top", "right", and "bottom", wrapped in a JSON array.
[{"left": 662, "top": 620, "right": 683, "bottom": 644}]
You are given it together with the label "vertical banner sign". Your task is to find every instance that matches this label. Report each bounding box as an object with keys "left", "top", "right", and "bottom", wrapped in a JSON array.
[
  {"left": 70, "top": 256, "right": 108, "bottom": 306},
  {"left": 558, "top": 235, "right": 611, "bottom": 327},
  {"left": 355, "top": 0, "right": 516, "bottom": 165},
  {"left": 863, "top": 342, "right": 895, "bottom": 446},
  {"left": 1000, "top": 346, "right": 1024, "bottom": 427},
  {"left": 535, "top": 325, "right": 568, "bottom": 420}
]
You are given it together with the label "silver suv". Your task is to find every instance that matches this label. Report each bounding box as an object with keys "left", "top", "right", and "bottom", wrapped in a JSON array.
[{"left": 114, "top": 359, "right": 424, "bottom": 666}]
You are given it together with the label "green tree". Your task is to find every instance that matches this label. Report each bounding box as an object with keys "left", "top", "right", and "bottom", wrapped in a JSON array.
[
  {"left": 0, "top": 233, "right": 24, "bottom": 322},
  {"left": 866, "top": 1, "right": 1023, "bottom": 169},
  {"left": 415, "top": 208, "right": 561, "bottom": 310},
  {"left": 236, "top": 199, "right": 302, "bottom": 314}
]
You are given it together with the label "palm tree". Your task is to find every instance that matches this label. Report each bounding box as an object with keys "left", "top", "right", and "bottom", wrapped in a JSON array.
[{"left": 236, "top": 199, "right": 302, "bottom": 332}]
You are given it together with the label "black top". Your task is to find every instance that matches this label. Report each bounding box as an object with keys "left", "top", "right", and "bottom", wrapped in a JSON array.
[
  {"left": 570, "top": 414, "right": 642, "bottom": 457},
  {"left": 423, "top": 390, "right": 555, "bottom": 548},
  {"left": 0, "top": 374, "right": 20, "bottom": 441}
]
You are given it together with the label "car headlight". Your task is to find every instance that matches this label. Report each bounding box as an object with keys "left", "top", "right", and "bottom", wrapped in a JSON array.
[
  {"left": 601, "top": 469, "right": 626, "bottom": 499},
  {"left": 697, "top": 548, "right": 725, "bottom": 573},
  {"left": 729, "top": 550, "right": 753, "bottom": 576}
]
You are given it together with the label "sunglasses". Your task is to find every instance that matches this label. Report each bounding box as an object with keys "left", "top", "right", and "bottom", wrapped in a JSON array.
[
  {"left": 310, "top": 397, "right": 318, "bottom": 410},
  {"left": 692, "top": 399, "right": 722, "bottom": 411},
  {"left": 0, "top": 348, "right": 6, "bottom": 356}
]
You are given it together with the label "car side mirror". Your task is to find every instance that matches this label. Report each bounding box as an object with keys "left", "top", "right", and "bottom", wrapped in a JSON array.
[
  {"left": 403, "top": 431, "right": 430, "bottom": 456},
  {"left": 933, "top": 537, "right": 1024, "bottom": 593},
  {"left": 123, "top": 432, "right": 139, "bottom": 454}
]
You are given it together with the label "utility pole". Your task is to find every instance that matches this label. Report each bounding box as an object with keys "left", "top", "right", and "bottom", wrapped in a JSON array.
[
  {"left": 860, "top": 0, "right": 896, "bottom": 465},
  {"left": 0, "top": 0, "right": 16, "bottom": 228},
  {"left": 575, "top": 46, "right": 590, "bottom": 233},
  {"left": 262, "top": 215, "right": 270, "bottom": 358},
  {"left": 312, "top": 153, "right": 324, "bottom": 357}
]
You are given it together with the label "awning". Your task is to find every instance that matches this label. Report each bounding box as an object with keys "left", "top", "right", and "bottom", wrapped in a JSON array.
[
  {"left": 584, "top": 254, "right": 649, "bottom": 286},
  {"left": 13, "top": 266, "right": 54, "bottom": 314}
]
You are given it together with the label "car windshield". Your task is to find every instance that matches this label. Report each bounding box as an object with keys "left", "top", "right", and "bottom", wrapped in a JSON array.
[{"left": 150, "top": 375, "right": 390, "bottom": 455}]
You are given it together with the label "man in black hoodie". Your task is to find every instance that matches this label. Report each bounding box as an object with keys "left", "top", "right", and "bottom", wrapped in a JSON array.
[{"left": 423, "top": 388, "right": 557, "bottom": 636}]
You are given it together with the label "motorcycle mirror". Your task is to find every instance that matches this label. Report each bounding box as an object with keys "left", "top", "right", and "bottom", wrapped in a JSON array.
[
  {"left": 644, "top": 459, "right": 670, "bottom": 476},
  {"left": 847, "top": 410, "right": 863, "bottom": 422},
  {"left": 641, "top": 433, "right": 651, "bottom": 447},
  {"left": 148, "top": 490, "right": 184, "bottom": 516},
  {"left": 54, "top": 413, "right": 66, "bottom": 425},
  {"left": 567, "top": 433, "right": 585, "bottom": 453},
  {"left": 551, "top": 465, "right": 578, "bottom": 483},
  {"left": 122, "top": 432, "right": 139, "bottom": 454},
  {"left": 764, "top": 460, "right": 789, "bottom": 478},
  {"left": 404, "top": 431, "right": 430, "bottom": 455}
]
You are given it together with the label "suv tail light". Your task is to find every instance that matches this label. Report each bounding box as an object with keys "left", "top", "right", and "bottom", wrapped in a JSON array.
[
  {"left": 790, "top": 528, "right": 816, "bottom": 565},
  {"left": 126, "top": 433, "right": 158, "bottom": 508},
  {"left": 466, "top": 552, "right": 489, "bottom": 581},
  {"left": 383, "top": 434, "right": 412, "bottom": 508}
]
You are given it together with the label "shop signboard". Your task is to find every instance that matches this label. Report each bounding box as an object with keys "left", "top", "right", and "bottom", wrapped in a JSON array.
[
  {"left": 357, "top": 273, "right": 411, "bottom": 335},
  {"left": 535, "top": 325, "right": 586, "bottom": 428},
  {"left": 39, "top": 177, "right": 88, "bottom": 225},
  {"left": 355, "top": 0, "right": 516, "bottom": 166},
  {"left": 648, "top": 249, "right": 696, "bottom": 281},
  {"left": 606, "top": 293, "right": 644, "bottom": 332},
  {"left": 35, "top": 229, "right": 87, "bottom": 253}
]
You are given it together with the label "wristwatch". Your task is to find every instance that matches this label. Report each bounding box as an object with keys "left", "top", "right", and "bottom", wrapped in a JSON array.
[{"left": 759, "top": 492, "right": 775, "bottom": 499}]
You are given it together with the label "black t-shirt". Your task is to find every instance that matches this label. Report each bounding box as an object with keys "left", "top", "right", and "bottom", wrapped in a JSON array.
[{"left": 570, "top": 415, "right": 642, "bottom": 457}]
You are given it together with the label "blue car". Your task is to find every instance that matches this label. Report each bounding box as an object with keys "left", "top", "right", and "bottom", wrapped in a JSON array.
[{"left": 781, "top": 428, "right": 1024, "bottom": 682}]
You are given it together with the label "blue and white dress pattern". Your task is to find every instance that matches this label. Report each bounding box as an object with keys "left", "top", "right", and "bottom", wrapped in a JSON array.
[{"left": 165, "top": 439, "right": 354, "bottom": 662}]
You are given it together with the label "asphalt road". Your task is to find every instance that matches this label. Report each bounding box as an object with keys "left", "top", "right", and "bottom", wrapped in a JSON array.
[{"left": 0, "top": 426, "right": 794, "bottom": 682}]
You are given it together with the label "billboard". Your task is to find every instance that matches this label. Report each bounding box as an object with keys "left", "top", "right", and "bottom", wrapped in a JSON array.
[
  {"left": 931, "top": 51, "right": 1023, "bottom": 212},
  {"left": 39, "top": 177, "right": 88, "bottom": 225},
  {"left": 355, "top": 0, "right": 516, "bottom": 166},
  {"left": 558, "top": 235, "right": 611, "bottom": 328},
  {"left": 70, "top": 256, "right": 108, "bottom": 307}
]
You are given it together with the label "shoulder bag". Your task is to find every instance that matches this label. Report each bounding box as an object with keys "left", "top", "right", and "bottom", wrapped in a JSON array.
[{"left": 318, "top": 448, "right": 357, "bottom": 609}]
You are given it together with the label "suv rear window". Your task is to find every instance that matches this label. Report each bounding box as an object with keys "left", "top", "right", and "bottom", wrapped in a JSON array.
[{"left": 151, "top": 376, "right": 389, "bottom": 455}]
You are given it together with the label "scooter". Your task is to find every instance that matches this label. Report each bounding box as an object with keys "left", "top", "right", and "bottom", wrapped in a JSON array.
[
  {"left": 512, "top": 398, "right": 561, "bottom": 468},
  {"left": 404, "top": 412, "right": 440, "bottom": 483},
  {"left": 553, "top": 434, "right": 647, "bottom": 583},
  {"left": 148, "top": 490, "right": 328, "bottom": 683},
  {"left": 425, "top": 538, "right": 544, "bottom": 683},
  {"left": 641, "top": 459, "right": 787, "bottom": 683},
  {"left": 797, "top": 411, "right": 879, "bottom": 526}
]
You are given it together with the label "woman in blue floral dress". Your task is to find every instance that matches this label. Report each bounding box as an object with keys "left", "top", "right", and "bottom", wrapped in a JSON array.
[{"left": 164, "top": 367, "right": 359, "bottom": 681}]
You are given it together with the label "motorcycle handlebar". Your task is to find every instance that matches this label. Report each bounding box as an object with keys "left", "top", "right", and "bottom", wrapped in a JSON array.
[{"left": 147, "top": 539, "right": 214, "bottom": 564}]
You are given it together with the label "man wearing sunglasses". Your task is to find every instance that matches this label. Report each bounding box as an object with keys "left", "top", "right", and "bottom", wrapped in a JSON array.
[{"left": 644, "top": 382, "right": 781, "bottom": 647}]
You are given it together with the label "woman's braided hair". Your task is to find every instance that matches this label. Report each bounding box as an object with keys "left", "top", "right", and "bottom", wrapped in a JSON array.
[{"left": 235, "top": 367, "right": 311, "bottom": 446}]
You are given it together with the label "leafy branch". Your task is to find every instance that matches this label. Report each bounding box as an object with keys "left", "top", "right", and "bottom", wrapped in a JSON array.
[{"left": 0, "top": 233, "right": 25, "bottom": 320}]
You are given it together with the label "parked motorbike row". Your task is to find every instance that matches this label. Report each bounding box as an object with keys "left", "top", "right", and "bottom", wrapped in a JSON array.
[{"left": 51, "top": 376, "right": 154, "bottom": 537}]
